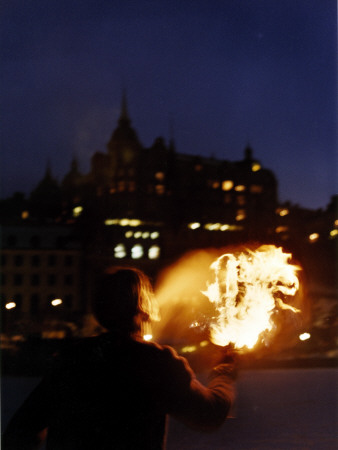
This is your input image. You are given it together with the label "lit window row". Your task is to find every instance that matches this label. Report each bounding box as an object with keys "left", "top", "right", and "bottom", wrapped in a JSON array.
[
  {"left": 125, "top": 231, "right": 160, "bottom": 239},
  {"left": 274, "top": 229, "right": 338, "bottom": 242},
  {"left": 187, "top": 222, "right": 244, "bottom": 231},
  {"left": 105, "top": 218, "right": 143, "bottom": 227},
  {"left": 114, "top": 244, "right": 160, "bottom": 260},
  {"left": 208, "top": 180, "right": 263, "bottom": 193}
]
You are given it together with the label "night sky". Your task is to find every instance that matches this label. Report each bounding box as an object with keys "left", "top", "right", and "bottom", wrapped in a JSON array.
[{"left": 1, "top": 0, "right": 336, "bottom": 209}]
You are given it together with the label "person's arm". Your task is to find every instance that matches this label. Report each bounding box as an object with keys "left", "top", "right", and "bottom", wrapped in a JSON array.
[{"left": 161, "top": 346, "right": 236, "bottom": 431}]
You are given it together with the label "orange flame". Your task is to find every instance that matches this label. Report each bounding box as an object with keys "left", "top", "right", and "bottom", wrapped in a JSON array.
[{"left": 202, "top": 245, "right": 301, "bottom": 349}]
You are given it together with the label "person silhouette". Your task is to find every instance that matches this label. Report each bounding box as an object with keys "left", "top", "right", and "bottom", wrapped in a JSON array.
[{"left": 3, "top": 267, "right": 236, "bottom": 450}]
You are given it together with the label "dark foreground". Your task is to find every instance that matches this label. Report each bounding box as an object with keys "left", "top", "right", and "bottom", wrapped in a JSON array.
[{"left": 2, "top": 368, "right": 338, "bottom": 449}]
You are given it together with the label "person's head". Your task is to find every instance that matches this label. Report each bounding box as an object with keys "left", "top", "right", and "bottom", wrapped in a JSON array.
[{"left": 93, "top": 267, "right": 160, "bottom": 336}]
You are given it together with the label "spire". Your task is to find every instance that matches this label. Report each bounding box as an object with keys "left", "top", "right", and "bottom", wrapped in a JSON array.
[{"left": 119, "top": 89, "right": 130, "bottom": 124}]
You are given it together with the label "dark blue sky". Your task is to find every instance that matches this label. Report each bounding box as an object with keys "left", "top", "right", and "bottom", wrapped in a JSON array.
[{"left": 1, "top": 0, "right": 336, "bottom": 209}]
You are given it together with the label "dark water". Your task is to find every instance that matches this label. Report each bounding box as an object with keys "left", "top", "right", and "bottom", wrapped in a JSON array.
[{"left": 2, "top": 368, "right": 338, "bottom": 449}]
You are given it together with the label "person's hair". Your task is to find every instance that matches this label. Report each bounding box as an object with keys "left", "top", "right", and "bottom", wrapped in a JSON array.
[{"left": 92, "top": 267, "right": 160, "bottom": 335}]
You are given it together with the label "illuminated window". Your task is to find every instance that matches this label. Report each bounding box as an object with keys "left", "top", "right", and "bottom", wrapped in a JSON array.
[
  {"left": 204, "top": 223, "right": 221, "bottom": 230},
  {"left": 155, "top": 185, "right": 165, "bottom": 195},
  {"left": 329, "top": 229, "right": 338, "bottom": 238},
  {"left": 250, "top": 185, "right": 263, "bottom": 193},
  {"left": 275, "top": 226, "right": 289, "bottom": 233},
  {"left": 148, "top": 245, "right": 160, "bottom": 260},
  {"left": 119, "top": 219, "right": 129, "bottom": 227},
  {"left": 134, "top": 231, "right": 142, "bottom": 238},
  {"left": 276, "top": 208, "right": 289, "bottom": 217},
  {"left": 131, "top": 244, "right": 143, "bottom": 259},
  {"left": 188, "top": 222, "right": 201, "bottom": 230},
  {"left": 222, "top": 180, "right": 233, "bottom": 191},
  {"left": 335, "top": 219, "right": 338, "bottom": 227},
  {"left": 114, "top": 244, "right": 127, "bottom": 259},
  {"left": 125, "top": 231, "right": 133, "bottom": 238},
  {"left": 104, "top": 219, "right": 118, "bottom": 226},
  {"left": 129, "top": 219, "right": 142, "bottom": 227},
  {"left": 150, "top": 231, "right": 159, "bottom": 239},
  {"left": 235, "top": 185, "right": 246, "bottom": 192},
  {"left": 251, "top": 162, "right": 261, "bottom": 172},
  {"left": 237, "top": 195, "right": 246, "bottom": 206},
  {"left": 220, "top": 224, "right": 230, "bottom": 231},
  {"left": 118, "top": 181, "right": 126, "bottom": 192},
  {"left": 21, "top": 210, "right": 29, "bottom": 220},
  {"left": 236, "top": 210, "right": 246, "bottom": 221},
  {"left": 155, "top": 172, "right": 165, "bottom": 181},
  {"left": 308, "top": 233, "right": 319, "bottom": 243},
  {"left": 142, "top": 232, "right": 150, "bottom": 239},
  {"left": 51, "top": 298, "right": 63, "bottom": 307},
  {"left": 209, "top": 180, "right": 220, "bottom": 189},
  {"left": 5, "top": 302, "right": 16, "bottom": 310},
  {"left": 72, "top": 206, "right": 83, "bottom": 217}
]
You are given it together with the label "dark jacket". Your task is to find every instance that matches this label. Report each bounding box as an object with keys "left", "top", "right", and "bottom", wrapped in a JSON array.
[{"left": 3, "top": 333, "right": 235, "bottom": 449}]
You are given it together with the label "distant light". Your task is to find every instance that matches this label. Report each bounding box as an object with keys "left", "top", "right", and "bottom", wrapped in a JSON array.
[
  {"left": 235, "top": 185, "right": 246, "bottom": 192},
  {"left": 51, "top": 298, "right": 62, "bottom": 307},
  {"left": 309, "top": 233, "right": 319, "bottom": 242},
  {"left": 299, "top": 332, "right": 311, "bottom": 341},
  {"left": 134, "top": 231, "right": 142, "bottom": 238},
  {"left": 251, "top": 162, "right": 261, "bottom": 172},
  {"left": 125, "top": 231, "right": 133, "bottom": 238},
  {"left": 199, "top": 340, "right": 209, "bottom": 347},
  {"left": 143, "top": 334, "right": 152, "bottom": 341},
  {"left": 72, "top": 206, "right": 83, "bottom": 218},
  {"left": 114, "top": 243, "right": 127, "bottom": 258},
  {"left": 129, "top": 219, "right": 142, "bottom": 227},
  {"left": 119, "top": 218, "right": 129, "bottom": 226},
  {"left": 275, "top": 226, "right": 289, "bottom": 233},
  {"left": 150, "top": 231, "right": 159, "bottom": 239},
  {"left": 104, "top": 219, "right": 118, "bottom": 226},
  {"left": 188, "top": 222, "right": 201, "bottom": 230},
  {"left": 21, "top": 210, "right": 29, "bottom": 220},
  {"left": 276, "top": 208, "right": 289, "bottom": 217},
  {"left": 204, "top": 223, "right": 221, "bottom": 230},
  {"left": 335, "top": 219, "right": 338, "bottom": 227},
  {"left": 236, "top": 210, "right": 246, "bottom": 221},
  {"left": 220, "top": 224, "right": 230, "bottom": 231},
  {"left": 5, "top": 302, "right": 16, "bottom": 310},
  {"left": 329, "top": 229, "right": 338, "bottom": 238},
  {"left": 181, "top": 345, "right": 197, "bottom": 353},
  {"left": 148, "top": 245, "right": 160, "bottom": 260},
  {"left": 222, "top": 180, "right": 233, "bottom": 191},
  {"left": 142, "top": 232, "right": 150, "bottom": 239},
  {"left": 131, "top": 244, "right": 143, "bottom": 259}
]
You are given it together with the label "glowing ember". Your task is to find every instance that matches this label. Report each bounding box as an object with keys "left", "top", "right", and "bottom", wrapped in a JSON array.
[{"left": 202, "top": 245, "right": 301, "bottom": 350}]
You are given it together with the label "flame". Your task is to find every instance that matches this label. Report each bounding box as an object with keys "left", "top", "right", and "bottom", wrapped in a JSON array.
[{"left": 202, "top": 245, "right": 301, "bottom": 350}]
